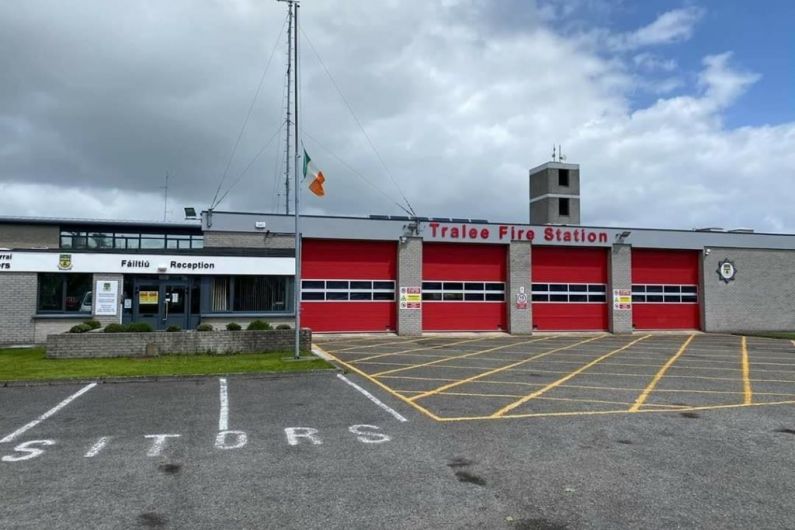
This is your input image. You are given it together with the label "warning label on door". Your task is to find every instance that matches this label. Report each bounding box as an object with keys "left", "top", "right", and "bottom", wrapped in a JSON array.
[{"left": 399, "top": 287, "right": 421, "bottom": 310}]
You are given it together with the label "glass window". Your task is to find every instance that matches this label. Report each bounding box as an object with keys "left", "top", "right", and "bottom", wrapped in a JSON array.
[
  {"left": 443, "top": 292, "right": 464, "bottom": 301},
  {"left": 326, "top": 280, "right": 348, "bottom": 290},
  {"left": 485, "top": 283, "right": 504, "bottom": 291},
  {"left": 465, "top": 283, "right": 484, "bottom": 291},
  {"left": 681, "top": 286, "right": 697, "bottom": 294},
  {"left": 647, "top": 295, "right": 663, "bottom": 302},
  {"left": 570, "top": 284, "right": 588, "bottom": 292},
  {"left": 87, "top": 233, "right": 113, "bottom": 249},
  {"left": 191, "top": 237, "right": 204, "bottom": 249},
  {"left": 485, "top": 293, "right": 505, "bottom": 301},
  {"left": 647, "top": 285, "right": 663, "bottom": 293},
  {"left": 570, "top": 294, "right": 588, "bottom": 302},
  {"left": 302, "top": 292, "right": 324, "bottom": 301},
  {"left": 372, "top": 292, "right": 395, "bottom": 301},
  {"left": 326, "top": 292, "right": 348, "bottom": 301},
  {"left": 37, "top": 273, "right": 92, "bottom": 313},
  {"left": 532, "top": 284, "right": 548, "bottom": 292},
  {"left": 664, "top": 285, "right": 681, "bottom": 293},
  {"left": 632, "top": 285, "right": 645, "bottom": 293},
  {"left": 550, "top": 284, "right": 567, "bottom": 292},
  {"left": 464, "top": 293, "right": 485, "bottom": 301},
  {"left": 588, "top": 294, "right": 606, "bottom": 303},
  {"left": 422, "top": 292, "right": 442, "bottom": 301},
  {"left": 632, "top": 295, "right": 645, "bottom": 303},
  {"left": 588, "top": 284, "right": 606, "bottom": 292},
  {"left": 550, "top": 294, "right": 568, "bottom": 302},
  {"left": 681, "top": 295, "right": 698, "bottom": 303},
  {"left": 303, "top": 280, "right": 324, "bottom": 289},
  {"left": 373, "top": 281, "right": 395, "bottom": 290},
  {"left": 350, "top": 281, "right": 372, "bottom": 290},
  {"left": 350, "top": 292, "right": 372, "bottom": 301},
  {"left": 444, "top": 282, "right": 464, "bottom": 291},
  {"left": 233, "top": 276, "right": 288, "bottom": 312},
  {"left": 422, "top": 282, "right": 442, "bottom": 291},
  {"left": 140, "top": 235, "right": 166, "bottom": 249},
  {"left": 532, "top": 294, "right": 548, "bottom": 302}
]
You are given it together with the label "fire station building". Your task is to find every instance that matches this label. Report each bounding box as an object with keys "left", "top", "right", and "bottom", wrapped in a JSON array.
[{"left": 1, "top": 161, "right": 794, "bottom": 343}]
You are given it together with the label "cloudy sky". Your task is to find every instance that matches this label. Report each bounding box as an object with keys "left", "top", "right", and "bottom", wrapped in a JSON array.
[{"left": 2, "top": 0, "right": 794, "bottom": 231}]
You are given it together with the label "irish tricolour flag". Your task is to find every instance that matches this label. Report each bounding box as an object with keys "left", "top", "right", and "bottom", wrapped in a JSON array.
[{"left": 303, "top": 149, "right": 325, "bottom": 197}]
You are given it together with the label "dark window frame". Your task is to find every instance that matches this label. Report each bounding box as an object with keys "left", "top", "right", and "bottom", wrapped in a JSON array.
[{"left": 36, "top": 272, "right": 93, "bottom": 314}]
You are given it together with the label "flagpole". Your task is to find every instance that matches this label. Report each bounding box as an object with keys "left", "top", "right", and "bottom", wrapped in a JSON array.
[{"left": 292, "top": 0, "right": 301, "bottom": 360}]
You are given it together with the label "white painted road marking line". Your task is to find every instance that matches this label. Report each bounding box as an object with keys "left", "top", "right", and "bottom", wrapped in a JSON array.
[
  {"left": 144, "top": 434, "right": 181, "bottom": 457},
  {"left": 337, "top": 373, "right": 408, "bottom": 423},
  {"left": 0, "top": 382, "right": 97, "bottom": 444},
  {"left": 218, "top": 377, "right": 229, "bottom": 431},
  {"left": 84, "top": 436, "right": 111, "bottom": 458}
]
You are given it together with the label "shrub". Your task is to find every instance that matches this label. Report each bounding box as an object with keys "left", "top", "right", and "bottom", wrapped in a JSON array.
[
  {"left": 127, "top": 322, "right": 154, "bottom": 333},
  {"left": 275, "top": 324, "right": 292, "bottom": 330},
  {"left": 69, "top": 323, "right": 91, "bottom": 333},
  {"left": 103, "top": 323, "right": 127, "bottom": 333},
  {"left": 83, "top": 319, "right": 102, "bottom": 330},
  {"left": 226, "top": 322, "right": 242, "bottom": 331},
  {"left": 246, "top": 320, "right": 272, "bottom": 331},
  {"left": 166, "top": 325, "right": 182, "bottom": 332},
  {"left": 197, "top": 323, "right": 214, "bottom": 332}
]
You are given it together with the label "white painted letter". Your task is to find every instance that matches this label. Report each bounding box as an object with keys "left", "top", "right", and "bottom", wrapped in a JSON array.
[
  {"left": 144, "top": 434, "right": 181, "bottom": 457},
  {"left": 84, "top": 436, "right": 111, "bottom": 458},
  {"left": 349, "top": 424, "right": 391, "bottom": 444},
  {"left": 284, "top": 427, "right": 322, "bottom": 446},
  {"left": 2, "top": 440, "right": 56, "bottom": 462},
  {"left": 215, "top": 430, "right": 247, "bottom": 450}
]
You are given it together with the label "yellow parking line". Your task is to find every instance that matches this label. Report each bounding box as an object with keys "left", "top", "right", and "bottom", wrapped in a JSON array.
[
  {"left": 433, "top": 399, "right": 795, "bottom": 422},
  {"left": 408, "top": 335, "right": 607, "bottom": 402},
  {"left": 394, "top": 389, "right": 685, "bottom": 409},
  {"left": 741, "top": 336, "right": 753, "bottom": 405},
  {"left": 370, "top": 336, "right": 554, "bottom": 377},
  {"left": 312, "top": 344, "right": 444, "bottom": 422},
  {"left": 352, "top": 336, "right": 494, "bottom": 363},
  {"left": 629, "top": 335, "right": 695, "bottom": 412},
  {"left": 492, "top": 335, "right": 652, "bottom": 417},
  {"left": 330, "top": 336, "right": 434, "bottom": 353}
]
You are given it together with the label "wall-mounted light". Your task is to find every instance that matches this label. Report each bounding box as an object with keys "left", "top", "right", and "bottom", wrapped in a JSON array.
[
  {"left": 705, "top": 248, "right": 711, "bottom": 255},
  {"left": 399, "top": 236, "right": 408, "bottom": 244},
  {"left": 184, "top": 207, "right": 197, "bottom": 219},
  {"left": 255, "top": 221, "right": 267, "bottom": 230},
  {"left": 615, "top": 230, "right": 632, "bottom": 243}
]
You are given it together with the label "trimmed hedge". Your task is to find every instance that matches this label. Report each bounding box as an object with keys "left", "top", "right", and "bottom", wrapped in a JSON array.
[
  {"left": 166, "top": 325, "right": 182, "bottom": 332},
  {"left": 275, "top": 324, "right": 291, "bottom": 330},
  {"left": 197, "top": 323, "right": 214, "bottom": 332},
  {"left": 246, "top": 320, "right": 273, "bottom": 331},
  {"left": 69, "top": 323, "right": 92, "bottom": 334},
  {"left": 103, "top": 322, "right": 154, "bottom": 333},
  {"left": 226, "top": 322, "right": 242, "bottom": 331},
  {"left": 84, "top": 319, "right": 102, "bottom": 330}
]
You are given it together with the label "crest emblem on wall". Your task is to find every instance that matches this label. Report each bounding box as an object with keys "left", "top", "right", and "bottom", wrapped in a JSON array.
[
  {"left": 58, "top": 253, "right": 73, "bottom": 271},
  {"left": 716, "top": 258, "right": 737, "bottom": 284}
]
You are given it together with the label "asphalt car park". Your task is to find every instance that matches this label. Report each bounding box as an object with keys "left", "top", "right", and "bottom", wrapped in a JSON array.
[
  {"left": 315, "top": 333, "right": 795, "bottom": 421},
  {"left": 1, "top": 334, "right": 794, "bottom": 529}
]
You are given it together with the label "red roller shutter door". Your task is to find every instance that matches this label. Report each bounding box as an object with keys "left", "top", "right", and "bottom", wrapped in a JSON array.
[
  {"left": 632, "top": 249, "right": 700, "bottom": 330},
  {"left": 301, "top": 239, "right": 397, "bottom": 333},
  {"left": 532, "top": 247, "right": 608, "bottom": 331},
  {"left": 423, "top": 243, "right": 507, "bottom": 331}
]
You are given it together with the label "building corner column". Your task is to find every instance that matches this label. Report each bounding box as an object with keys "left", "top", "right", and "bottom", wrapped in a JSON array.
[
  {"left": 397, "top": 238, "right": 422, "bottom": 336},
  {"left": 508, "top": 241, "right": 532, "bottom": 335},
  {"left": 608, "top": 244, "right": 632, "bottom": 334}
]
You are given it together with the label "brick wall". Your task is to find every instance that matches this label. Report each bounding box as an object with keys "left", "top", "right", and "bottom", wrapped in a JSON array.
[
  {"left": 397, "top": 237, "right": 422, "bottom": 336},
  {"left": 508, "top": 241, "right": 532, "bottom": 334},
  {"left": 703, "top": 248, "right": 795, "bottom": 332},
  {"left": 203, "top": 231, "right": 295, "bottom": 249},
  {"left": 34, "top": 318, "right": 86, "bottom": 343},
  {"left": 0, "top": 273, "right": 36, "bottom": 344},
  {"left": 0, "top": 225, "right": 59, "bottom": 248},
  {"left": 47, "top": 328, "right": 313, "bottom": 358},
  {"left": 608, "top": 244, "right": 632, "bottom": 333}
]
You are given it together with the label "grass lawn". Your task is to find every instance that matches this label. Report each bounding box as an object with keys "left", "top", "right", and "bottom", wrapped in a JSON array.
[
  {"left": 737, "top": 332, "right": 795, "bottom": 340},
  {"left": 0, "top": 347, "right": 333, "bottom": 382}
]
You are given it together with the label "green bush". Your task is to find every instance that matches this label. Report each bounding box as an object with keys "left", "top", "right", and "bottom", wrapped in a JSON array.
[
  {"left": 126, "top": 322, "right": 154, "bottom": 333},
  {"left": 69, "top": 323, "right": 91, "bottom": 333},
  {"left": 83, "top": 319, "right": 102, "bottom": 330},
  {"left": 246, "top": 320, "right": 272, "bottom": 331},
  {"left": 103, "top": 323, "right": 127, "bottom": 333},
  {"left": 197, "top": 323, "right": 214, "bottom": 332},
  {"left": 166, "top": 325, "right": 182, "bottom": 332},
  {"left": 275, "top": 324, "right": 291, "bottom": 330},
  {"left": 226, "top": 322, "right": 242, "bottom": 331}
]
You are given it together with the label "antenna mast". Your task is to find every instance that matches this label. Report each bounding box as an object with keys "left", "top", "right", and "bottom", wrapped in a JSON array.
[
  {"left": 282, "top": 1, "right": 294, "bottom": 215},
  {"left": 162, "top": 172, "right": 169, "bottom": 221}
]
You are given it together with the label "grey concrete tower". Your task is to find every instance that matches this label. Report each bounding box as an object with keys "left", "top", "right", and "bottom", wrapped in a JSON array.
[{"left": 528, "top": 162, "right": 581, "bottom": 225}]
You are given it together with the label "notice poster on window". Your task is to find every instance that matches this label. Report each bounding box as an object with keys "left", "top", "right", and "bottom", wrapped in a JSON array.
[
  {"left": 139, "top": 290, "right": 159, "bottom": 305},
  {"left": 613, "top": 289, "right": 632, "bottom": 310},
  {"left": 399, "top": 287, "right": 422, "bottom": 310},
  {"left": 95, "top": 280, "right": 119, "bottom": 316}
]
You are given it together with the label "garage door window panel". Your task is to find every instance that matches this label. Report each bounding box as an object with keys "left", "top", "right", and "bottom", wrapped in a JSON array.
[
  {"left": 301, "top": 280, "right": 396, "bottom": 302},
  {"left": 632, "top": 284, "right": 699, "bottom": 304},
  {"left": 422, "top": 281, "right": 505, "bottom": 303}
]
